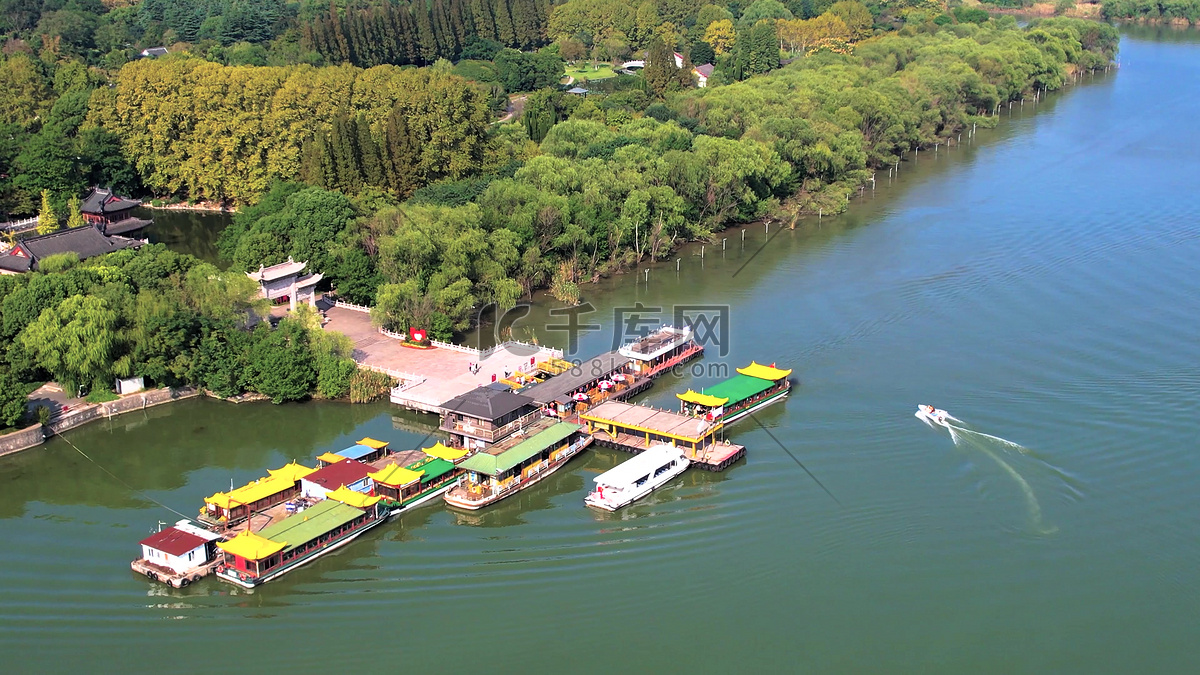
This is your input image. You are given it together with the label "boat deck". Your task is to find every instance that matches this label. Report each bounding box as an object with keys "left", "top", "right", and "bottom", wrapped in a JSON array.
[
  {"left": 592, "top": 431, "right": 745, "bottom": 471},
  {"left": 130, "top": 557, "right": 220, "bottom": 588},
  {"left": 368, "top": 448, "right": 427, "bottom": 470}
]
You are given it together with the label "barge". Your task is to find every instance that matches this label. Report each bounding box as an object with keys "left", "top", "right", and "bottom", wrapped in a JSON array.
[
  {"left": 580, "top": 400, "right": 746, "bottom": 471},
  {"left": 370, "top": 447, "right": 464, "bottom": 517},
  {"left": 215, "top": 489, "right": 387, "bottom": 588},
  {"left": 444, "top": 420, "right": 593, "bottom": 510},
  {"left": 132, "top": 519, "right": 222, "bottom": 588},
  {"left": 676, "top": 362, "right": 792, "bottom": 426}
]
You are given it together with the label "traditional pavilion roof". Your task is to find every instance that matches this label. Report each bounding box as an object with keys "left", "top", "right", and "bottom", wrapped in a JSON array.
[
  {"left": 699, "top": 374, "right": 775, "bottom": 405},
  {"left": 694, "top": 63, "right": 715, "bottom": 78},
  {"left": 457, "top": 422, "right": 580, "bottom": 476},
  {"left": 266, "top": 461, "right": 315, "bottom": 483},
  {"left": 316, "top": 452, "right": 345, "bottom": 465},
  {"left": 80, "top": 186, "right": 141, "bottom": 215},
  {"left": 357, "top": 437, "right": 389, "bottom": 450},
  {"left": 736, "top": 362, "right": 792, "bottom": 381},
  {"left": 205, "top": 475, "right": 293, "bottom": 509},
  {"left": 675, "top": 390, "right": 730, "bottom": 407},
  {"left": 408, "top": 456, "right": 455, "bottom": 481},
  {"left": 368, "top": 462, "right": 423, "bottom": 487},
  {"left": 139, "top": 526, "right": 209, "bottom": 557},
  {"left": 247, "top": 257, "right": 307, "bottom": 282},
  {"left": 256, "top": 500, "right": 363, "bottom": 553},
  {"left": 442, "top": 386, "right": 535, "bottom": 422},
  {"left": 422, "top": 441, "right": 468, "bottom": 461},
  {"left": 7, "top": 225, "right": 141, "bottom": 271},
  {"left": 325, "top": 485, "right": 381, "bottom": 508},
  {"left": 302, "top": 459, "right": 373, "bottom": 490},
  {"left": 330, "top": 444, "right": 378, "bottom": 462},
  {"left": 217, "top": 529, "right": 286, "bottom": 561}
]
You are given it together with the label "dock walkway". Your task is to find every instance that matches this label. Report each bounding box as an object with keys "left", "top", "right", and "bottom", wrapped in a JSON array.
[
  {"left": 580, "top": 401, "right": 746, "bottom": 472},
  {"left": 322, "top": 306, "right": 561, "bottom": 413}
]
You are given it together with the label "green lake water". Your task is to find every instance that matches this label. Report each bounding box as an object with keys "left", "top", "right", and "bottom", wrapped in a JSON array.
[{"left": 3, "top": 29, "right": 1200, "bottom": 673}]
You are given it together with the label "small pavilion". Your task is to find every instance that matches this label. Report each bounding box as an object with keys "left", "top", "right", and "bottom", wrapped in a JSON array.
[{"left": 246, "top": 256, "right": 322, "bottom": 311}]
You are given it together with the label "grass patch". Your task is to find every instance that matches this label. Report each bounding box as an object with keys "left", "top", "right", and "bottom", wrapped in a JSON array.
[
  {"left": 85, "top": 389, "right": 120, "bottom": 404},
  {"left": 563, "top": 63, "right": 617, "bottom": 83}
]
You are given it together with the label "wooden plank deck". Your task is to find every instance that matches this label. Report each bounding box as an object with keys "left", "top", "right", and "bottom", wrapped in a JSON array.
[{"left": 592, "top": 430, "right": 745, "bottom": 472}]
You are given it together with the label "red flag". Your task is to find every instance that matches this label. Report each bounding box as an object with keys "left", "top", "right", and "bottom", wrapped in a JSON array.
[{"left": 410, "top": 328, "right": 426, "bottom": 342}]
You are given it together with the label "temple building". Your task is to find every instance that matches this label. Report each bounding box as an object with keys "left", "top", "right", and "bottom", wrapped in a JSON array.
[
  {"left": 80, "top": 186, "right": 152, "bottom": 235},
  {"left": 246, "top": 257, "right": 323, "bottom": 311},
  {"left": 0, "top": 224, "right": 142, "bottom": 274}
]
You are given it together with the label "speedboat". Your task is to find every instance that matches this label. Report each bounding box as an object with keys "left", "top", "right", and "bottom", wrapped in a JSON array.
[
  {"left": 585, "top": 445, "right": 689, "bottom": 511},
  {"left": 915, "top": 404, "right": 950, "bottom": 427}
]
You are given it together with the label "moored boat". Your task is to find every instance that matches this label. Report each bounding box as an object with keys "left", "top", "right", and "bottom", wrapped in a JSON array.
[
  {"left": 444, "top": 420, "right": 593, "bottom": 510},
  {"left": 370, "top": 443, "right": 466, "bottom": 517},
  {"left": 618, "top": 324, "right": 703, "bottom": 379},
  {"left": 585, "top": 444, "right": 689, "bottom": 511},
  {"left": 131, "top": 519, "right": 222, "bottom": 588},
  {"left": 214, "top": 490, "right": 387, "bottom": 588},
  {"left": 677, "top": 362, "right": 792, "bottom": 426}
]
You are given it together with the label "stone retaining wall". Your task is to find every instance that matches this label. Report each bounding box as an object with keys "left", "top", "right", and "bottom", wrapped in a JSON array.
[
  {"left": 2, "top": 386, "right": 203, "bottom": 459},
  {"left": 0, "top": 424, "right": 46, "bottom": 457}
]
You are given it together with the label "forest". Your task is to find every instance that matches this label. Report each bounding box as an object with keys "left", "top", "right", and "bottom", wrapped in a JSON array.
[
  {"left": 0, "top": 1, "right": 1119, "bottom": 417},
  {"left": 1100, "top": 0, "right": 1200, "bottom": 23}
]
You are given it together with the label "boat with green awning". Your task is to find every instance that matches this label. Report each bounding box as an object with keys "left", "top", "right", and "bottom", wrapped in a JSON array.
[
  {"left": 677, "top": 362, "right": 792, "bottom": 425},
  {"left": 444, "top": 419, "right": 593, "bottom": 510}
]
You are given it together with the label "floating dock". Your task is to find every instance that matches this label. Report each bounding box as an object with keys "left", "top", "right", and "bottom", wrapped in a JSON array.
[{"left": 579, "top": 401, "right": 746, "bottom": 471}]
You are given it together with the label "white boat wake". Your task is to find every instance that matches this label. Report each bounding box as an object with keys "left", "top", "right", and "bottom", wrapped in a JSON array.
[{"left": 916, "top": 405, "right": 1056, "bottom": 535}]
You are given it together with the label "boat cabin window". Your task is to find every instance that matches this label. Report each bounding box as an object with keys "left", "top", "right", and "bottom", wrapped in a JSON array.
[
  {"left": 634, "top": 474, "right": 649, "bottom": 488},
  {"left": 653, "top": 461, "right": 675, "bottom": 477}
]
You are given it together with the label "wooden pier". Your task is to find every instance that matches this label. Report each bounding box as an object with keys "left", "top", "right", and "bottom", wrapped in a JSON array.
[{"left": 579, "top": 401, "right": 746, "bottom": 472}]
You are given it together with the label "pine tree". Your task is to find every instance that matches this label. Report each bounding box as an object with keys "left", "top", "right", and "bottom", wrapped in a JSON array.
[
  {"left": 643, "top": 39, "right": 680, "bottom": 96},
  {"left": 329, "top": 115, "right": 363, "bottom": 193},
  {"left": 414, "top": 3, "right": 439, "bottom": 64},
  {"left": 66, "top": 195, "right": 84, "bottom": 230},
  {"left": 37, "top": 189, "right": 58, "bottom": 235},
  {"left": 356, "top": 114, "right": 385, "bottom": 189},
  {"left": 384, "top": 107, "right": 421, "bottom": 198},
  {"left": 492, "top": 0, "right": 517, "bottom": 47}
]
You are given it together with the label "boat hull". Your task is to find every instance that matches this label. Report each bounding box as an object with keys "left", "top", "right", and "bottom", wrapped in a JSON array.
[
  {"left": 214, "top": 516, "right": 385, "bottom": 588},
  {"left": 445, "top": 438, "right": 592, "bottom": 511},
  {"left": 385, "top": 482, "right": 454, "bottom": 518},
  {"left": 719, "top": 387, "right": 789, "bottom": 426},
  {"left": 584, "top": 459, "right": 690, "bottom": 511}
]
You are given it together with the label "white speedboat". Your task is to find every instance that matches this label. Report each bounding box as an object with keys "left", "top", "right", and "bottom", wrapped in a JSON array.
[
  {"left": 585, "top": 445, "right": 689, "bottom": 511},
  {"left": 915, "top": 404, "right": 951, "bottom": 427}
]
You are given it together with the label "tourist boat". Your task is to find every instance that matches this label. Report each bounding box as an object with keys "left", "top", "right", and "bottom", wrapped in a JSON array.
[
  {"left": 584, "top": 444, "right": 689, "bottom": 511},
  {"left": 619, "top": 324, "right": 703, "bottom": 379},
  {"left": 444, "top": 420, "right": 593, "bottom": 510},
  {"left": 214, "top": 487, "right": 388, "bottom": 588},
  {"left": 915, "top": 405, "right": 952, "bottom": 427},
  {"left": 676, "top": 362, "right": 792, "bottom": 426},
  {"left": 131, "top": 519, "right": 222, "bottom": 588},
  {"left": 370, "top": 443, "right": 466, "bottom": 517}
]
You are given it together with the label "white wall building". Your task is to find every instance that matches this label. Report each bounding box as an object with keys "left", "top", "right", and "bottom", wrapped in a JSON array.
[{"left": 246, "top": 257, "right": 323, "bottom": 311}]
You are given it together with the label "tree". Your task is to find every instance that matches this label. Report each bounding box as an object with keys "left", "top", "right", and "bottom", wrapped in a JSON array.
[
  {"left": 521, "top": 89, "right": 559, "bottom": 142},
  {"left": 703, "top": 19, "right": 737, "bottom": 55},
  {"left": 19, "top": 295, "right": 120, "bottom": 394},
  {"left": 37, "top": 190, "right": 58, "bottom": 235},
  {"left": 249, "top": 320, "right": 316, "bottom": 403},
  {"left": 697, "top": 4, "right": 735, "bottom": 28},
  {"left": 740, "top": 0, "right": 794, "bottom": 25},
  {"left": 0, "top": 369, "right": 28, "bottom": 429},
  {"left": 66, "top": 195, "right": 84, "bottom": 230},
  {"left": 643, "top": 38, "right": 683, "bottom": 96},
  {"left": 827, "top": 1, "right": 871, "bottom": 40},
  {"left": 690, "top": 39, "right": 716, "bottom": 66}
]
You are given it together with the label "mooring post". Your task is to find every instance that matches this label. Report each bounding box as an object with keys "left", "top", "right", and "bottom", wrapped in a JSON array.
[
  {"left": 701, "top": 245, "right": 705, "bottom": 258},
  {"left": 723, "top": 238, "right": 727, "bottom": 250},
  {"left": 676, "top": 257, "right": 680, "bottom": 271}
]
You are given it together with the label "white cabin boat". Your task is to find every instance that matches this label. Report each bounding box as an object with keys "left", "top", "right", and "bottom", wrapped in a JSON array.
[{"left": 585, "top": 444, "right": 689, "bottom": 511}]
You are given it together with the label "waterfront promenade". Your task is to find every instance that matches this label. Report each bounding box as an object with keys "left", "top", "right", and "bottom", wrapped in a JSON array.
[{"left": 322, "top": 306, "right": 561, "bottom": 413}]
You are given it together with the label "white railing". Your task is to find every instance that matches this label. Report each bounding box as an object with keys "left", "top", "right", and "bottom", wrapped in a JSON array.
[
  {"left": 0, "top": 216, "right": 38, "bottom": 232},
  {"left": 430, "top": 339, "right": 480, "bottom": 355},
  {"left": 359, "top": 364, "right": 424, "bottom": 384},
  {"left": 334, "top": 300, "right": 372, "bottom": 313},
  {"left": 479, "top": 341, "right": 563, "bottom": 360}
]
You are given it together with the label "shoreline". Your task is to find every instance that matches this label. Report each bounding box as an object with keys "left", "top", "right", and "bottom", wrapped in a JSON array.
[{"left": 144, "top": 201, "right": 238, "bottom": 214}]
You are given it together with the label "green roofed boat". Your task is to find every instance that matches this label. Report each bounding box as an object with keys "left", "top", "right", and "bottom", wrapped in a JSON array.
[
  {"left": 369, "top": 454, "right": 462, "bottom": 518},
  {"left": 444, "top": 419, "right": 593, "bottom": 510},
  {"left": 677, "top": 362, "right": 792, "bottom": 426}
]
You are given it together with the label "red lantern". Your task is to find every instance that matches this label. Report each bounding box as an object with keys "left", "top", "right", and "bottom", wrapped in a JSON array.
[{"left": 410, "top": 328, "right": 426, "bottom": 342}]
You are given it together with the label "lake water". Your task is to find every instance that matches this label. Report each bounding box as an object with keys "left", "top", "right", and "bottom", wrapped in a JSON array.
[
  {"left": 137, "top": 207, "right": 231, "bottom": 264},
  {"left": 3, "top": 30, "right": 1200, "bottom": 673}
]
